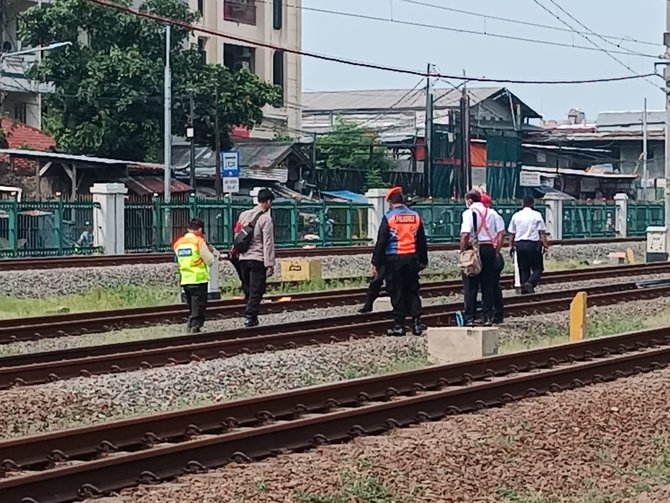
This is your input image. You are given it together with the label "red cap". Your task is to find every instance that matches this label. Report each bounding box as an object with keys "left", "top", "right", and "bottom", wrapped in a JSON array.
[
  {"left": 481, "top": 193, "right": 492, "bottom": 207},
  {"left": 386, "top": 186, "right": 402, "bottom": 200}
]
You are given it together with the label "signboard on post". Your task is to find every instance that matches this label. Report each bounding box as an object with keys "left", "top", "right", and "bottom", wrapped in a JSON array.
[
  {"left": 221, "top": 150, "right": 240, "bottom": 177},
  {"left": 223, "top": 177, "right": 240, "bottom": 194},
  {"left": 519, "top": 171, "right": 541, "bottom": 187}
]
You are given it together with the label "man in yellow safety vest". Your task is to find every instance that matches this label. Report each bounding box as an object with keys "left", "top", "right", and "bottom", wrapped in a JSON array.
[{"left": 173, "top": 218, "right": 215, "bottom": 333}]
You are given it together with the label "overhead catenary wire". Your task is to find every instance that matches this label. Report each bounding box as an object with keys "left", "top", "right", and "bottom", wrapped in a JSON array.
[
  {"left": 400, "top": 0, "right": 660, "bottom": 49},
  {"left": 86, "top": 0, "right": 659, "bottom": 86},
  {"left": 530, "top": 0, "right": 664, "bottom": 92}
]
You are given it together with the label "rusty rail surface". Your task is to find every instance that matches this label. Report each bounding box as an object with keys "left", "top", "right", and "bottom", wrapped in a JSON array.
[
  {"left": 0, "top": 281, "right": 667, "bottom": 390},
  {"left": 1, "top": 261, "right": 668, "bottom": 344},
  {"left": 0, "top": 324, "right": 666, "bottom": 502},
  {"left": 0, "top": 237, "right": 644, "bottom": 271}
]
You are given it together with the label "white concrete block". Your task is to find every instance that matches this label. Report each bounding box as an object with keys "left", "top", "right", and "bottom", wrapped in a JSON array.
[
  {"left": 427, "top": 327, "right": 499, "bottom": 366},
  {"left": 372, "top": 296, "right": 392, "bottom": 312}
]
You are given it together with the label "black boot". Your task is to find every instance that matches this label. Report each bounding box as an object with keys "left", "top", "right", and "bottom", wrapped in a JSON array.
[
  {"left": 358, "top": 304, "right": 373, "bottom": 314},
  {"left": 387, "top": 324, "right": 405, "bottom": 337},
  {"left": 412, "top": 318, "right": 426, "bottom": 336},
  {"left": 244, "top": 316, "right": 259, "bottom": 328}
]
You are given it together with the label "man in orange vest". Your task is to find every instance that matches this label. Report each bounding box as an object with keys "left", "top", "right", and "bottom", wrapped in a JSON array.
[
  {"left": 371, "top": 187, "right": 429, "bottom": 336},
  {"left": 173, "top": 218, "right": 215, "bottom": 333}
]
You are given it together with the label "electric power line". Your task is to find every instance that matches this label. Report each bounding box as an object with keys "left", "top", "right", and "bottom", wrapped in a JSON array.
[
  {"left": 86, "top": 0, "right": 659, "bottom": 86},
  {"left": 530, "top": 0, "right": 664, "bottom": 92},
  {"left": 399, "top": 0, "right": 660, "bottom": 50}
]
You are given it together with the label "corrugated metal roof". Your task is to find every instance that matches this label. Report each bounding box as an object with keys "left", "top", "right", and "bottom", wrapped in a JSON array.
[
  {"left": 523, "top": 166, "right": 638, "bottom": 179},
  {"left": 596, "top": 111, "right": 665, "bottom": 132},
  {"left": 321, "top": 190, "right": 368, "bottom": 205},
  {"left": 303, "top": 87, "right": 502, "bottom": 112},
  {"left": 0, "top": 148, "right": 161, "bottom": 168},
  {"left": 121, "top": 176, "right": 192, "bottom": 196}
]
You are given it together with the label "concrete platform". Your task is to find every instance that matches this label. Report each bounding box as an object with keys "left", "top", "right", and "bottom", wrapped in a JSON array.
[{"left": 427, "top": 326, "right": 499, "bottom": 365}]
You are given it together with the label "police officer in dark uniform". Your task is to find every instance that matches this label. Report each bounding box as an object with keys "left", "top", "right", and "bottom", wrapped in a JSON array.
[
  {"left": 358, "top": 195, "right": 415, "bottom": 314},
  {"left": 371, "top": 187, "right": 428, "bottom": 336}
]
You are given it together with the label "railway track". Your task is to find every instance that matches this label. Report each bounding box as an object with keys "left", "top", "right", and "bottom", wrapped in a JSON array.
[
  {"left": 1, "top": 281, "right": 667, "bottom": 389},
  {"left": 2, "top": 261, "right": 668, "bottom": 343},
  {"left": 1, "top": 237, "right": 644, "bottom": 271},
  {"left": 0, "top": 324, "right": 667, "bottom": 502}
]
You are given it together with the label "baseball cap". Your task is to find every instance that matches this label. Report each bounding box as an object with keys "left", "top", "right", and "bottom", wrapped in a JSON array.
[{"left": 386, "top": 186, "right": 402, "bottom": 200}]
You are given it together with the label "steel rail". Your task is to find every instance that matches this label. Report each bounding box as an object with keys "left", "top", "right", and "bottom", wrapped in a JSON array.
[
  {"left": 0, "top": 237, "right": 644, "bottom": 271},
  {"left": 0, "top": 327, "right": 666, "bottom": 502},
  {"left": 1, "top": 261, "right": 668, "bottom": 344},
  {"left": 0, "top": 282, "right": 666, "bottom": 389}
]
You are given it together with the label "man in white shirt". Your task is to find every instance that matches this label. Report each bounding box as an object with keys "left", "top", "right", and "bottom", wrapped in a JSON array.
[
  {"left": 508, "top": 196, "right": 550, "bottom": 294},
  {"left": 459, "top": 190, "right": 505, "bottom": 326},
  {"left": 481, "top": 193, "right": 506, "bottom": 323}
]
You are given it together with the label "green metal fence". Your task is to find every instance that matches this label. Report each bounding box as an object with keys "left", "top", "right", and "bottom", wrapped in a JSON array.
[
  {"left": 562, "top": 201, "right": 617, "bottom": 239},
  {"left": 0, "top": 197, "right": 100, "bottom": 258},
  {"left": 412, "top": 201, "right": 546, "bottom": 243},
  {"left": 125, "top": 195, "right": 371, "bottom": 252},
  {"left": 627, "top": 202, "right": 665, "bottom": 237}
]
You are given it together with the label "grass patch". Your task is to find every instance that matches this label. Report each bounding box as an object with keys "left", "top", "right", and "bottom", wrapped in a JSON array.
[{"left": 294, "top": 469, "right": 409, "bottom": 503}]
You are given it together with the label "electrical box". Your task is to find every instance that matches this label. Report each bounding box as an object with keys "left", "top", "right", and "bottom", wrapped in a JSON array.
[
  {"left": 280, "top": 259, "right": 322, "bottom": 282},
  {"left": 646, "top": 226, "right": 668, "bottom": 263}
]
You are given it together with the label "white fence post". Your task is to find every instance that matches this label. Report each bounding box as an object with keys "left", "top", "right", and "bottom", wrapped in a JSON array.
[
  {"left": 542, "top": 193, "right": 563, "bottom": 241},
  {"left": 614, "top": 193, "right": 629, "bottom": 238},
  {"left": 365, "top": 188, "right": 388, "bottom": 241},
  {"left": 90, "top": 183, "right": 127, "bottom": 255}
]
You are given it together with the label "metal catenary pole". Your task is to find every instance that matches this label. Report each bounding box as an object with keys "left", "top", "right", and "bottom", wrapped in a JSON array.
[
  {"left": 642, "top": 97, "right": 648, "bottom": 201},
  {"left": 214, "top": 85, "right": 222, "bottom": 198},
  {"left": 424, "top": 62, "right": 433, "bottom": 197},
  {"left": 163, "top": 24, "right": 172, "bottom": 204},
  {"left": 665, "top": 0, "right": 670, "bottom": 252}
]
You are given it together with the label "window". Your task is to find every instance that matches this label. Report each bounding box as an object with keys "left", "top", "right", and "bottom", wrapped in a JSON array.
[
  {"left": 223, "top": 0, "right": 256, "bottom": 25},
  {"left": 13, "top": 102, "right": 27, "bottom": 124},
  {"left": 224, "top": 43, "right": 255, "bottom": 73},
  {"left": 273, "top": 0, "right": 282, "bottom": 30},
  {"left": 273, "top": 50, "right": 284, "bottom": 104},
  {"left": 197, "top": 37, "right": 207, "bottom": 65},
  {"left": 197, "top": 0, "right": 203, "bottom": 14}
]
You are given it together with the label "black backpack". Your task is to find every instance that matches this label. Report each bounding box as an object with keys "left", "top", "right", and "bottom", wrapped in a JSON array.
[{"left": 233, "top": 211, "right": 264, "bottom": 254}]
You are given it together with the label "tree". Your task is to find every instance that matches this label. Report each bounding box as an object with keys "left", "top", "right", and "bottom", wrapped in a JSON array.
[
  {"left": 316, "top": 119, "right": 389, "bottom": 190},
  {"left": 19, "top": 0, "right": 280, "bottom": 160}
]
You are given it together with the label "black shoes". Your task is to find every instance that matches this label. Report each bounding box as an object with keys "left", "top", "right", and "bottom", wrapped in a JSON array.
[
  {"left": 358, "top": 305, "right": 373, "bottom": 314},
  {"left": 522, "top": 283, "right": 535, "bottom": 294},
  {"left": 244, "top": 316, "right": 259, "bottom": 328},
  {"left": 387, "top": 324, "right": 405, "bottom": 337},
  {"left": 412, "top": 319, "right": 426, "bottom": 336},
  {"left": 187, "top": 325, "right": 201, "bottom": 334}
]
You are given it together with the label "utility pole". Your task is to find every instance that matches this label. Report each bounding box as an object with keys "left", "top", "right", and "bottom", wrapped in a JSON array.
[
  {"left": 163, "top": 24, "right": 172, "bottom": 204},
  {"left": 642, "top": 97, "right": 648, "bottom": 201},
  {"left": 214, "top": 85, "right": 222, "bottom": 198},
  {"left": 188, "top": 95, "right": 197, "bottom": 191},
  {"left": 665, "top": 0, "right": 670, "bottom": 253},
  {"left": 424, "top": 62, "right": 433, "bottom": 197},
  {"left": 460, "top": 83, "right": 471, "bottom": 195}
]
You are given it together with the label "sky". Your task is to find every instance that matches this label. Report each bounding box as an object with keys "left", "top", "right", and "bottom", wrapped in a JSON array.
[{"left": 301, "top": 0, "right": 666, "bottom": 121}]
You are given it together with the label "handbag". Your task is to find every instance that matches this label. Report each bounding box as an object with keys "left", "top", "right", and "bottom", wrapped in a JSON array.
[
  {"left": 232, "top": 210, "right": 264, "bottom": 254},
  {"left": 459, "top": 211, "right": 482, "bottom": 276}
]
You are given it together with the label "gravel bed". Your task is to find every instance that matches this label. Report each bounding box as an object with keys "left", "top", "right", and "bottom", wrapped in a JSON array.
[
  {"left": 0, "top": 335, "right": 427, "bottom": 439},
  {"left": 1, "top": 270, "right": 667, "bottom": 357},
  {"left": 111, "top": 366, "right": 670, "bottom": 503},
  {"left": 1, "top": 242, "right": 644, "bottom": 298}
]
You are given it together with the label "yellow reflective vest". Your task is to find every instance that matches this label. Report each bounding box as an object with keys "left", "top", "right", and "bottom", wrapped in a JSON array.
[{"left": 173, "top": 232, "right": 210, "bottom": 285}]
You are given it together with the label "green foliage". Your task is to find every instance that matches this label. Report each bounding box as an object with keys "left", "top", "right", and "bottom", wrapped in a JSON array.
[
  {"left": 19, "top": 0, "right": 280, "bottom": 160},
  {"left": 316, "top": 119, "right": 389, "bottom": 189}
]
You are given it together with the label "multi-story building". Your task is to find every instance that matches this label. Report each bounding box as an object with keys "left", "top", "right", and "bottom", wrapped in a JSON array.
[
  {"left": 191, "top": 0, "right": 302, "bottom": 139},
  {"left": 0, "top": 0, "right": 50, "bottom": 129}
]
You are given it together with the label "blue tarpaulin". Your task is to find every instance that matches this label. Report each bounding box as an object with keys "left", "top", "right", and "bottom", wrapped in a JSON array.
[{"left": 321, "top": 190, "right": 368, "bottom": 205}]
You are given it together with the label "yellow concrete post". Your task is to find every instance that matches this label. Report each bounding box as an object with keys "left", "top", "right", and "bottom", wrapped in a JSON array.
[
  {"left": 626, "top": 247, "right": 636, "bottom": 264},
  {"left": 570, "top": 292, "right": 587, "bottom": 342}
]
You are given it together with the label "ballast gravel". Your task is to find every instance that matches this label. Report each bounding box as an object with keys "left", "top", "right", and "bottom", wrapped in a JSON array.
[
  {"left": 1, "top": 295, "right": 669, "bottom": 441},
  {"left": 2, "top": 270, "right": 668, "bottom": 357},
  {"left": 111, "top": 366, "right": 670, "bottom": 503},
  {"left": 0, "top": 242, "right": 643, "bottom": 298}
]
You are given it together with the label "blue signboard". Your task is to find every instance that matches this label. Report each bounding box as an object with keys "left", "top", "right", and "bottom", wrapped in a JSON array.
[{"left": 221, "top": 150, "right": 240, "bottom": 177}]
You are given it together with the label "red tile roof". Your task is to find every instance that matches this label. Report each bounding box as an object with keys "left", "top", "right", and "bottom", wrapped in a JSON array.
[{"left": 0, "top": 119, "right": 56, "bottom": 172}]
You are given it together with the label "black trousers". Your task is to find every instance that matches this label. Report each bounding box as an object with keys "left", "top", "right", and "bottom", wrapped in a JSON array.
[
  {"left": 240, "top": 260, "right": 267, "bottom": 318},
  {"left": 463, "top": 244, "right": 496, "bottom": 324},
  {"left": 516, "top": 240, "right": 544, "bottom": 288},
  {"left": 363, "top": 265, "right": 386, "bottom": 309},
  {"left": 385, "top": 255, "right": 421, "bottom": 324},
  {"left": 493, "top": 253, "right": 504, "bottom": 323},
  {"left": 183, "top": 283, "right": 208, "bottom": 329}
]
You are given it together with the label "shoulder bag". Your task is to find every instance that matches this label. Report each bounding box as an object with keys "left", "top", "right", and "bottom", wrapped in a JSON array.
[{"left": 233, "top": 210, "right": 265, "bottom": 254}]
